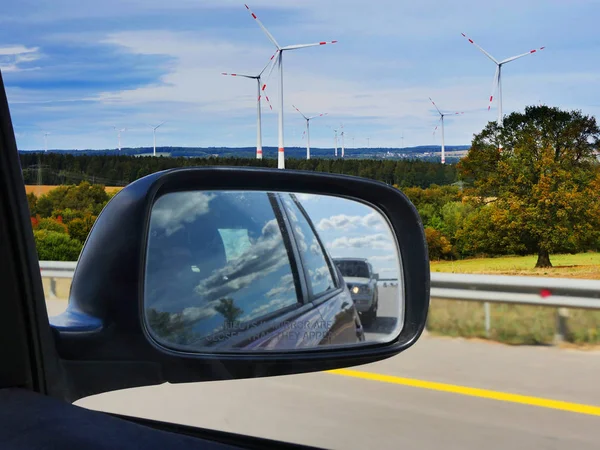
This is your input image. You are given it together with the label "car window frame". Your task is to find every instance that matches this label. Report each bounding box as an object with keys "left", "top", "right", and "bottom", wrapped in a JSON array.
[{"left": 277, "top": 193, "right": 341, "bottom": 303}]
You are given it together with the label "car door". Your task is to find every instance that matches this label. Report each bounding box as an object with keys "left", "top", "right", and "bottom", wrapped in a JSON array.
[{"left": 278, "top": 194, "right": 363, "bottom": 345}]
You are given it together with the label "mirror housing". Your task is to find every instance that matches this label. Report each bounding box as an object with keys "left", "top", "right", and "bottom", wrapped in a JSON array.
[{"left": 49, "top": 167, "right": 429, "bottom": 401}]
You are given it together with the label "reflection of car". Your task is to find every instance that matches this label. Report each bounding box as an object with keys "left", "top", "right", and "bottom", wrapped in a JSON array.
[
  {"left": 333, "top": 258, "right": 379, "bottom": 326},
  {"left": 145, "top": 191, "right": 366, "bottom": 349}
]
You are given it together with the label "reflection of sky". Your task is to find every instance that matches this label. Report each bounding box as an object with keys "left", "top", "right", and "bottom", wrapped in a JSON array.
[{"left": 297, "top": 194, "right": 400, "bottom": 280}]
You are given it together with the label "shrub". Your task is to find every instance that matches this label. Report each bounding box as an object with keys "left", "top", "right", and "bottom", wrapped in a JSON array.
[
  {"left": 33, "top": 230, "right": 83, "bottom": 261},
  {"left": 425, "top": 227, "right": 454, "bottom": 260},
  {"left": 36, "top": 217, "right": 68, "bottom": 234},
  {"left": 68, "top": 215, "right": 97, "bottom": 243}
]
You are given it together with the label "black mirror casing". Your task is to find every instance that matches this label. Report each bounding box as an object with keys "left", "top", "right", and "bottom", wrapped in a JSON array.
[{"left": 49, "top": 167, "right": 429, "bottom": 401}]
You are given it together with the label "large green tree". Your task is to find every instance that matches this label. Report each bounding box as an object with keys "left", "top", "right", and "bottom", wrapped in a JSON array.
[{"left": 458, "top": 106, "right": 600, "bottom": 268}]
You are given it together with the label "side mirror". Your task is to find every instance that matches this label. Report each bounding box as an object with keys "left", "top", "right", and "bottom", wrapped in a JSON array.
[{"left": 49, "top": 167, "right": 429, "bottom": 401}]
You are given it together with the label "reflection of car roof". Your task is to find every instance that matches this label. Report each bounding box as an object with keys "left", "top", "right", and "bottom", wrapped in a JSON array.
[{"left": 333, "top": 258, "right": 368, "bottom": 263}]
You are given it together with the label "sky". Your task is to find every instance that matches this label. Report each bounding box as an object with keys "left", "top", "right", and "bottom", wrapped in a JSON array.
[{"left": 2, "top": 0, "right": 600, "bottom": 151}]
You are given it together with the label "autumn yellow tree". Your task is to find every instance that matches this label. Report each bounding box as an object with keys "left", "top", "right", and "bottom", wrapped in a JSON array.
[{"left": 458, "top": 106, "right": 600, "bottom": 268}]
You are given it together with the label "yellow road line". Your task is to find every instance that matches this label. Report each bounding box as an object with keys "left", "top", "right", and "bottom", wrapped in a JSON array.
[{"left": 328, "top": 368, "right": 600, "bottom": 417}]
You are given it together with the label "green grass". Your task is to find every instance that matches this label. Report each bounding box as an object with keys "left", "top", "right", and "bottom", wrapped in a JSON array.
[
  {"left": 427, "top": 300, "right": 600, "bottom": 346},
  {"left": 428, "top": 252, "right": 600, "bottom": 346},
  {"left": 431, "top": 252, "right": 600, "bottom": 279}
]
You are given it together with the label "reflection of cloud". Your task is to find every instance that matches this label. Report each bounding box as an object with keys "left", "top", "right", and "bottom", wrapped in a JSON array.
[
  {"left": 317, "top": 212, "right": 385, "bottom": 231},
  {"left": 309, "top": 265, "right": 332, "bottom": 284},
  {"left": 330, "top": 233, "right": 393, "bottom": 250},
  {"left": 181, "top": 303, "right": 219, "bottom": 321},
  {"left": 295, "top": 193, "right": 321, "bottom": 203},
  {"left": 240, "top": 298, "right": 293, "bottom": 322},
  {"left": 266, "top": 274, "right": 295, "bottom": 299},
  {"left": 370, "top": 255, "right": 395, "bottom": 262},
  {"left": 151, "top": 192, "right": 215, "bottom": 237},
  {"left": 193, "top": 219, "right": 289, "bottom": 303}
]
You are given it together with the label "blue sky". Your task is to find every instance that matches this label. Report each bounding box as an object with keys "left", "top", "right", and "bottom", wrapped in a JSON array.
[{"left": 2, "top": 0, "right": 599, "bottom": 151}]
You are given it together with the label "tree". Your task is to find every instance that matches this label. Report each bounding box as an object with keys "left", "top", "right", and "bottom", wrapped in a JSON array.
[
  {"left": 26, "top": 192, "right": 37, "bottom": 215},
  {"left": 424, "top": 227, "right": 454, "bottom": 260},
  {"left": 33, "top": 230, "right": 83, "bottom": 261},
  {"left": 458, "top": 106, "right": 600, "bottom": 267},
  {"left": 36, "top": 217, "right": 68, "bottom": 234},
  {"left": 214, "top": 298, "right": 243, "bottom": 329},
  {"left": 68, "top": 214, "right": 97, "bottom": 243}
]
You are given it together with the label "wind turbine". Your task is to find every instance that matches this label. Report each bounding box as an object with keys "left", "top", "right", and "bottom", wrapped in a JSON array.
[
  {"left": 150, "top": 122, "right": 166, "bottom": 157},
  {"left": 429, "top": 97, "right": 463, "bottom": 165},
  {"left": 340, "top": 125, "right": 345, "bottom": 158},
  {"left": 114, "top": 127, "right": 126, "bottom": 152},
  {"left": 366, "top": 137, "right": 370, "bottom": 149},
  {"left": 333, "top": 128, "right": 338, "bottom": 157},
  {"left": 461, "top": 33, "right": 545, "bottom": 126},
  {"left": 222, "top": 57, "right": 274, "bottom": 159},
  {"left": 43, "top": 132, "right": 50, "bottom": 153},
  {"left": 245, "top": 4, "right": 337, "bottom": 169},
  {"left": 292, "top": 105, "right": 327, "bottom": 160}
]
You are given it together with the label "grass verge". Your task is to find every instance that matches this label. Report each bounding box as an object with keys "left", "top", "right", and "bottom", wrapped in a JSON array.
[{"left": 428, "top": 299, "right": 600, "bottom": 346}]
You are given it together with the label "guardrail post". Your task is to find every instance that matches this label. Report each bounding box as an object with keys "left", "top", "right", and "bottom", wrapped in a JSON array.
[
  {"left": 484, "top": 302, "right": 491, "bottom": 338},
  {"left": 49, "top": 277, "right": 57, "bottom": 299},
  {"left": 554, "top": 307, "right": 570, "bottom": 344}
]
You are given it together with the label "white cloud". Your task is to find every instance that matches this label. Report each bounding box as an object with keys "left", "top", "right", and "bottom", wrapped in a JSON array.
[
  {"left": 317, "top": 212, "right": 386, "bottom": 231},
  {"left": 330, "top": 233, "right": 393, "bottom": 250},
  {"left": 370, "top": 255, "right": 395, "bottom": 262},
  {"left": 0, "top": 45, "right": 40, "bottom": 72}
]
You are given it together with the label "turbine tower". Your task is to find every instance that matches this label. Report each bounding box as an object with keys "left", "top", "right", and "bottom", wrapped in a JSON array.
[
  {"left": 151, "top": 122, "right": 166, "bottom": 157},
  {"left": 333, "top": 128, "right": 338, "bottom": 157},
  {"left": 292, "top": 105, "right": 327, "bottom": 160},
  {"left": 222, "top": 57, "right": 273, "bottom": 159},
  {"left": 340, "top": 125, "right": 345, "bottom": 158},
  {"left": 429, "top": 97, "right": 463, "bottom": 165},
  {"left": 114, "top": 127, "right": 126, "bottom": 152},
  {"left": 461, "top": 33, "right": 545, "bottom": 126},
  {"left": 245, "top": 4, "right": 337, "bottom": 169},
  {"left": 43, "top": 132, "right": 50, "bottom": 153}
]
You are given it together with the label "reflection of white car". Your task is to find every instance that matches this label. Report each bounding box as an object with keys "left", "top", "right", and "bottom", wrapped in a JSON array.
[{"left": 333, "top": 258, "right": 379, "bottom": 326}]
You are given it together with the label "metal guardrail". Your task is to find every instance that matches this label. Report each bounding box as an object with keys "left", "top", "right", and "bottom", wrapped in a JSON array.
[{"left": 41, "top": 261, "right": 600, "bottom": 341}]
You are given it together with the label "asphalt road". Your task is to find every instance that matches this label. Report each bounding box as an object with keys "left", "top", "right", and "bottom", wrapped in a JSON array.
[
  {"left": 45, "top": 297, "right": 600, "bottom": 449},
  {"left": 364, "top": 285, "right": 400, "bottom": 342}
]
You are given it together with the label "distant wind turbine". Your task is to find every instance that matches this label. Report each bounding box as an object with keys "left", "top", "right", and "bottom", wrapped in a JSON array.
[
  {"left": 43, "top": 132, "right": 50, "bottom": 153},
  {"left": 429, "top": 97, "right": 463, "bottom": 165},
  {"left": 150, "top": 122, "right": 166, "bottom": 157},
  {"left": 292, "top": 105, "right": 327, "bottom": 160},
  {"left": 340, "top": 124, "right": 345, "bottom": 158},
  {"left": 245, "top": 4, "right": 338, "bottom": 169},
  {"left": 461, "top": 32, "right": 545, "bottom": 126},
  {"left": 222, "top": 57, "right": 273, "bottom": 159},
  {"left": 114, "top": 127, "right": 126, "bottom": 151}
]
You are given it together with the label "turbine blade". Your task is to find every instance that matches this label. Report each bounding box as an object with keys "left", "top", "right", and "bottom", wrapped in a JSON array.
[
  {"left": 461, "top": 32, "right": 499, "bottom": 64},
  {"left": 261, "top": 51, "right": 280, "bottom": 93},
  {"left": 429, "top": 97, "right": 442, "bottom": 116},
  {"left": 308, "top": 113, "right": 327, "bottom": 120},
  {"left": 433, "top": 118, "right": 442, "bottom": 136},
  {"left": 500, "top": 46, "right": 545, "bottom": 64},
  {"left": 258, "top": 53, "right": 276, "bottom": 77},
  {"left": 488, "top": 65, "right": 500, "bottom": 111},
  {"left": 245, "top": 4, "right": 280, "bottom": 49},
  {"left": 282, "top": 41, "right": 338, "bottom": 50},
  {"left": 221, "top": 72, "right": 255, "bottom": 79},
  {"left": 292, "top": 105, "right": 308, "bottom": 120}
]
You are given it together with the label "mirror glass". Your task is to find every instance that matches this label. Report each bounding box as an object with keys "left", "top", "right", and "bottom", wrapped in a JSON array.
[{"left": 144, "top": 190, "right": 403, "bottom": 352}]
